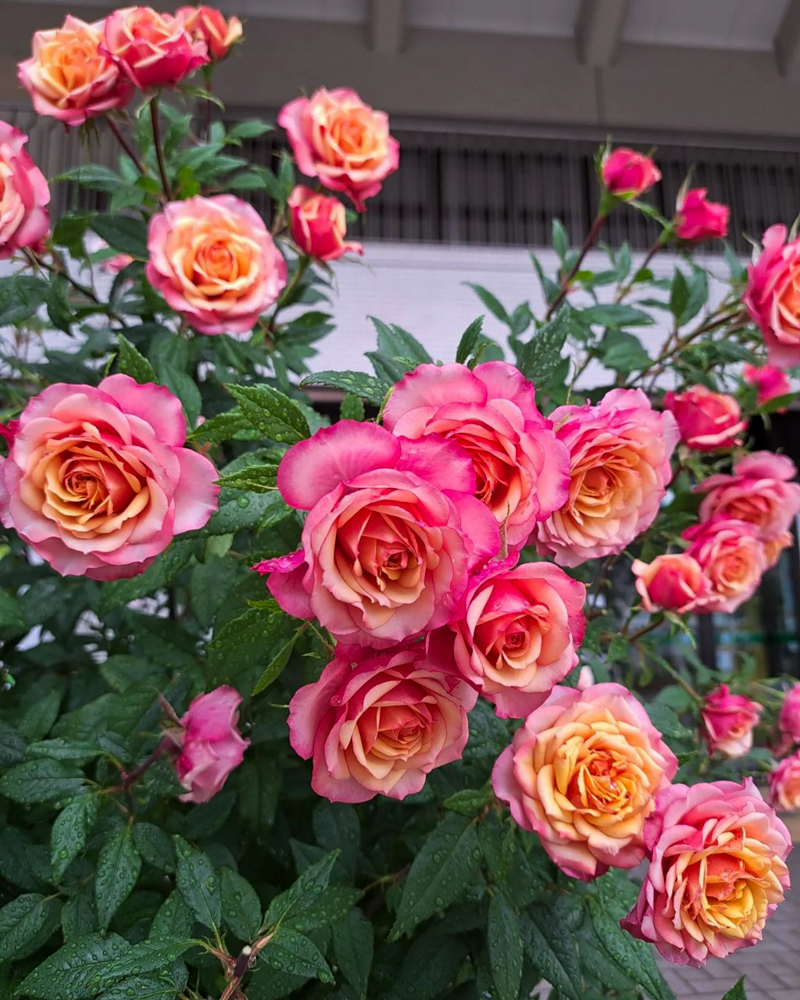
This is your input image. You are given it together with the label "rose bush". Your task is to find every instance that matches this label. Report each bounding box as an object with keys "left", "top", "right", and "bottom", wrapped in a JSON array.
[{"left": 0, "top": 19, "right": 798, "bottom": 1000}]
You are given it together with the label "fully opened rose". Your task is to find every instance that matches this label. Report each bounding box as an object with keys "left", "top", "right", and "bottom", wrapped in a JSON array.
[
  {"left": 146, "top": 195, "right": 287, "bottom": 335},
  {"left": 534, "top": 389, "right": 678, "bottom": 567},
  {"left": 18, "top": 16, "right": 131, "bottom": 126},
  {"left": 383, "top": 362, "right": 570, "bottom": 549},
  {"left": 701, "top": 684, "right": 762, "bottom": 757},
  {"left": 0, "top": 375, "right": 218, "bottom": 580},
  {"left": 289, "top": 647, "right": 476, "bottom": 802},
  {"left": 622, "top": 779, "right": 791, "bottom": 967},
  {"left": 102, "top": 7, "right": 208, "bottom": 90},
  {"left": 255, "top": 421, "right": 500, "bottom": 648},
  {"left": 683, "top": 518, "right": 767, "bottom": 612},
  {"left": 0, "top": 122, "right": 50, "bottom": 259},
  {"left": 492, "top": 683, "right": 677, "bottom": 880},
  {"left": 278, "top": 87, "right": 399, "bottom": 211},
  {"left": 744, "top": 225, "right": 800, "bottom": 369}
]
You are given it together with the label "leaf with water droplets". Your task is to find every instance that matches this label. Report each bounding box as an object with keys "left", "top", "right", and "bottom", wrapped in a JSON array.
[
  {"left": 96, "top": 975, "right": 181, "bottom": 1000},
  {"left": 263, "top": 850, "right": 338, "bottom": 929},
  {"left": 150, "top": 891, "right": 194, "bottom": 939},
  {"left": 0, "top": 758, "right": 85, "bottom": 804},
  {"left": 132, "top": 822, "right": 175, "bottom": 873},
  {"left": 586, "top": 902, "right": 671, "bottom": 1000},
  {"left": 17, "top": 931, "right": 132, "bottom": 999},
  {"left": 332, "top": 907, "right": 373, "bottom": 999},
  {"left": 173, "top": 835, "right": 221, "bottom": 931},
  {"left": 300, "top": 370, "right": 389, "bottom": 407},
  {"left": 488, "top": 890, "right": 523, "bottom": 1000},
  {"left": 520, "top": 910, "right": 582, "bottom": 1000},
  {"left": 221, "top": 867, "right": 262, "bottom": 941},
  {"left": 95, "top": 826, "right": 142, "bottom": 931},
  {"left": 0, "top": 720, "right": 25, "bottom": 766},
  {"left": 258, "top": 927, "right": 333, "bottom": 983},
  {"left": 51, "top": 794, "right": 100, "bottom": 883},
  {"left": 0, "top": 893, "right": 62, "bottom": 961},
  {"left": 226, "top": 383, "right": 310, "bottom": 445}
]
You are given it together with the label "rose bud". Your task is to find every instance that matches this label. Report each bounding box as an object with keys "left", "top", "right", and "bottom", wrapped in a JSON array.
[
  {"left": 288, "top": 186, "right": 362, "bottom": 261},
  {"left": 674, "top": 188, "right": 729, "bottom": 241},
  {"left": 743, "top": 363, "right": 792, "bottom": 410},
  {"left": 177, "top": 6, "right": 242, "bottom": 61},
  {"left": 664, "top": 385, "right": 746, "bottom": 451},
  {"left": 601, "top": 148, "right": 661, "bottom": 199},
  {"left": 779, "top": 684, "right": 800, "bottom": 747},
  {"left": 701, "top": 684, "right": 762, "bottom": 757},
  {"left": 632, "top": 552, "right": 709, "bottom": 614}
]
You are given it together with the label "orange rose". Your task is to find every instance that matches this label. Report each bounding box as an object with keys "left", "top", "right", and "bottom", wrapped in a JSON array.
[{"left": 177, "top": 6, "right": 242, "bottom": 61}]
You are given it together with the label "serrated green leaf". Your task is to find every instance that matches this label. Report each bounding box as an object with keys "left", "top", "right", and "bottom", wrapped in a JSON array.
[
  {"left": 0, "top": 274, "right": 49, "bottom": 325},
  {"left": 150, "top": 891, "right": 194, "bottom": 939},
  {"left": 370, "top": 316, "right": 433, "bottom": 365},
  {"left": 0, "top": 721, "right": 25, "bottom": 765},
  {"left": 55, "top": 164, "right": 122, "bottom": 191},
  {"left": 587, "top": 903, "right": 671, "bottom": 1000},
  {"left": 18, "top": 932, "right": 132, "bottom": 999},
  {"left": 16, "top": 689, "right": 63, "bottom": 741},
  {"left": 96, "top": 826, "right": 142, "bottom": 931},
  {"left": 332, "top": 908, "right": 372, "bottom": 998},
  {"left": 133, "top": 822, "right": 176, "bottom": 873},
  {"left": 339, "top": 393, "right": 365, "bottom": 421},
  {"left": 465, "top": 283, "right": 511, "bottom": 325},
  {"left": 173, "top": 835, "right": 221, "bottom": 931},
  {"left": 488, "top": 891, "right": 523, "bottom": 1000},
  {"left": 27, "top": 738, "right": 102, "bottom": 762},
  {"left": 552, "top": 219, "right": 569, "bottom": 261},
  {"left": 300, "top": 370, "right": 389, "bottom": 406},
  {"left": 721, "top": 978, "right": 747, "bottom": 1000},
  {"left": 0, "top": 893, "right": 62, "bottom": 961},
  {"left": 516, "top": 308, "right": 572, "bottom": 388},
  {"left": 312, "top": 800, "right": 360, "bottom": 881},
  {"left": 52, "top": 794, "right": 100, "bottom": 882},
  {"left": 455, "top": 316, "right": 485, "bottom": 365},
  {"left": 252, "top": 625, "right": 305, "bottom": 695},
  {"left": 443, "top": 784, "right": 492, "bottom": 816},
  {"left": 580, "top": 303, "right": 654, "bottom": 327},
  {"left": 91, "top": 214, "right": 148, "bottom": 258},
  {"left": 216, "top": 463, "right": 279, "bottom": 493},
  {"left": 221, "top": 867, "right": 262, "bottom": 941},
  {"left": 520, "top": 910, "right": 582, "bottom": 1000},
  {"left": 116, "top": 334, "right": 157, "bottom": 384},
  {"left": 227, "top": 383, "right": 310, "bottom": 445},
  {"left": 264, "top": 851, "right": 338, "bottom": 928},
  {"left": 285, "top": 886, "right": 362, "bottom": 933},
  {"left": 0, "top": 758, "right": 85, "bottom": 804},
  {"left": 259, "top": 927, "right": 334, "bottom": 983}
]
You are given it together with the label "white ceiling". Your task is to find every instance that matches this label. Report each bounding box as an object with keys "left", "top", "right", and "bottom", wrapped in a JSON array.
[{"left": 623, "top": 0, "right": 788, "bottom": 52}]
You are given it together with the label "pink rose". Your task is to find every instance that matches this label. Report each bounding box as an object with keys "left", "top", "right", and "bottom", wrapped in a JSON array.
[
  {"left": 18, "top": 16, "right": 131, "bottom": 127},
  {"left": 146, "top": 195, "right": 286, "bottom": 335},
  {"left": 288, "top": 647, "right": 476, "bottom": 802},
  {"left": 0, "top": 122, "right": 49, "bottom": 260},
  {"left": 769, "top": 752, "right": 800, "bottom": 812},
  {"left": 674, "top": 188, "right": 729, "bottom": 242},
  {"left": 493, "top": 683, "right": 677, "bottom": 880},
  {"left": 683, "top": 518, "right": 767, "bottom": 613},
  {"left": 444, "top": 554, "right": 586, "bottom": 718},
  {"left": 695, "top": 451, "right": 800, "bottom": 542},
  {"left": 743, "top": 363, "right": 792, "bottom": 410},
  {"left": 102, "top": 7, "right": 208, "bottom": 90},
  {"left": 601, "top": 148, "right": 661, "bottom": 199},
  {"left": 288, "top": 185, "right": 362, "bottom": 262},
  {"left": 621, "top": 779, "right": 791, "bottom": 967},
  {"left": 779, "top": 685, "right": 800, "bottom": 746},
  {"left": 278, "top": 87, "right": 399, "bottom": 211},
  {"left": 664, "top": 385, "right": 746, "bottom": 451},
  {"left": 744, "top": 225, "right": 800, "bottom": 369},
  {"left": 534, "top": 389, "right": 678, "bottom": 567},
  {"left": 176, "top": 6, "right": 242, "bottom": 61},
  {"left": 701, "top": 684, "right": 762, "bottom": 757},
  {"left": 0, "top": 375, "right": 218, "bottom": 580},
  {"left": 165, "top": 686, "right": 249, "bottom": 803},
  {"left": 255, "top": 421, "right": 500, "bottom": 648},
  {"left": 383, "top": 362, "right": 570, "bottom": 550},
  {"left": 632, "top": 552, "right": 709, "bottom": 614}
]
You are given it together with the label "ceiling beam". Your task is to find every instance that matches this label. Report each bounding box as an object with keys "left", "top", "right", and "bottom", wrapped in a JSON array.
[
  {"left": 369, "top": 0, "right": 404, "bottom": 55},
  {"left": 775, "top": 0, "right": 800, "bottom": 75},
  {"left": 575, "top": 0, "right": 628, "bottom": 68}
]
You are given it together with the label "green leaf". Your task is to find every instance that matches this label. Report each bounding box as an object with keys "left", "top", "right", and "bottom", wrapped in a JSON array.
[
  {"left": 516, "top": 308, "right": 572, "bottom": 388},
  {"left": 455, "top": 316, "right": 485, "bottom": 365},
  {"left": 55, "top": 164, "right": 122, "bottom": 192},
  {"left": 227, "top": 383, "right": 310, "bottom": 445},
  {"left": 670, "top": 267, "right": 708, "bottom": 327},
  {"left": 285, "top": 886, "right": 362, "bottom": 933},
  {"left": 221, "top": 867, "right": 262, "bottom": 941},
  {"left": 390, "top": 814, "right": 482, "bottom": 939},
  {"left": 587, "top": 903, "right": 671, "bottom": 1000},
  {"left": 116, "top": 334, "right": 157, "bottom": 384},
  {"left": 721, "top": 978, "right": 747, "bottom": 1000},
  {"left": 227, "top": 119, "right": 274, "bottom": 141},
  {"left": 150, "top": 891, "right": 194, "bottom": 939},
  {"left": 18, "top": 932, "right": 132, "bottom": 999},
  {"left": 96, "top": 974, "right": 184, "bottom": 1000},
  {"left": 96, "top": 826, "right": 142, "bottom": 931},
  {"left": 17, "top": 689, "right": 63, "bottom": 740},
  {"left": 0, "top": 275, "right": 49, "bottom": 325},
  {"left": 300, "top": 370, "right": 390, "bottom": 406},
  {"left": 216, "top": 463, "right": 279, "bottom": 493},
  {"left": 52, "top": 794, "right": 100, "bottom": 883},
  {"left": 259, "top": 927, "right": 334, "bottom": 983},
  {"left": 0, "top": 893, "right": 62, "bottom": 961},
  {"left": 370, "top": 316, "right": 433, "bottom": 365},
  {"left": 27, "top": 738, "right": 103, "bottom": 762},
  {"left": 190, "top": 406, "right": 258, "bottom": 444},
  {"left": 52, "top": 212, "right": 97, "bottom": 257},
  {"left": 312, "top": 800, "right": 360, "bottom": 881},
  {"left": 252, "top": 626, "right": 305, "bottom": 695},
  {"left": 238, "top": 755, "right": 282, "bottom": 835},
  {"left": 133, "top": 822, "right": 175, "bottom": 872},
  {"left": 173, "top": 835, "right": 221, "bottom": 931},
  {"left": 488, "top": 891, "right": 523, "bottom": 1000},
  {"left": 600, "top": 329, "right": 651, "bottom": 374},
  {"left": 264, "top": 851, "right": 338, "bottom": 928},
  {"left": 91, "top": 214, "right": 148, "bottom": 258},
  {"left": 520, "top": 910, "right": 582, "bottom": 1000},
  {"left": 0, "top": 721, "right": 25, "bottom": 765},
  {"left": 195, "top": 489, "right": 288, "bottom": 538},
  {"left": 339, "top": 393, "right": 365, "bottom": 421},
  {"left": 61, "top": 883, "right": 97, "bottom": 942},
  {"left": 552, "top": 219, "right": 569, "bottom": 261},
  {"left": 443, "top": 784, "right": 492, "bottom": 816},
  {"left": 465, "top": 283, "right": 511, "bottom": 325},
  {"left": 208, "top": 608, "right": 296, "bottom": 686},
  {"left": 0, "top": 758, "right": 84, "bottom": 804},
  {"left": 332, "top": 908, "right": 373, "bottom": 999},
  {"left": 45, "top": 275, "right": 74, "bottom": 334},
  {"left": 392, "top": 933, "right": 468, "bottom": 1000},
  {"left": 580, "top": 303, "right": 654, "bottom": 327}
]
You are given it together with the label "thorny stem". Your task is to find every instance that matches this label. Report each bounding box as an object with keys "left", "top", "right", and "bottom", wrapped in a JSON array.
[
  {"left": 545, "top": 212, "right": 608, "bottom": 320},
  {"left": 105, "top": 115, "right": 147, "bottom": 177},
  {"left": 150, "top": 96, "right": 173, "bottom": 200}
]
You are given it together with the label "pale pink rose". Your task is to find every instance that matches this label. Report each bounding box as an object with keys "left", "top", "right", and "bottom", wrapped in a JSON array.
[
  {"left": 769, "top": 752, "right": 800, "bottom": 812},
  {"left": 493, "top": 683, "right": 677, "bottom": 880},
  {"left": 254, "top": 421, "right": 500, "bottom": 648},
  {"left": 444, "top": 554, "right": 586, "bottom": 718},
  {"left": 632, "top": 552, "right": 710, "bottom": 614},
  {"left": 683, "top": 518, "right": 767, "bottom": 613},
  {"left": 0, "top": 375, "right": 218, "bottom": 580},
  {"left": 701, "top": 684, "right": 762, "bottom": 757},
  {"left": 101, "top": 7, "right": 208, "bottom": 90},
  {"left": 601, "top": 148, "right": 661, "bottom": 198},
  {"left": 0, "top": 122, "right": 50, "bottom": 259},
  {"left": 674, "top": 188, "right": 729, "bottom": 242},
  {"left": 18, "top": 16, "right": 131, "bottom": 126},
  {"left": 176, "top": 6, "right": 242, "bottom": 61},
  {"left": 664, "top": 385, "right": 746, "bottom": 451},
  {"left": 288, "top": 647, "right": 476, "bottom": 802},
  {"left": 278, "top": 87, "right": 399, "bottom": 211},
  {"left": 383, "top": 362, "right": 570, "bottom": 550},
  {"left": 743, "top": 363, "right": 792, "bottom": 410},
  {"left": 146, "top": 195, "right": 286, "bottom": 335},
  {"left": 779, "top": 685, "right": 800, "bottom": 746},
  {"left": 288, "top": 185, "right": 362, "bottom": 262},
  {"left": 695, "top": 451, "right": 800, "bottom": 542},
  {"left": 534, "top": 389, "right": 678, "bottom": 567},
  {"left": 621, "top": 779, "right": 791, "bottom": 967},
  {"left": 166, "top": 686, "right": 249, "bottom": 803},
  {"left": 744, "top": 225, "right": 800, "bottom": 369}
]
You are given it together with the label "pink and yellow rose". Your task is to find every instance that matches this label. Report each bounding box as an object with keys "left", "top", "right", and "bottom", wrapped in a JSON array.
[
  {"left": 492, "top": 683, "right": 677, "bottom": 880},
  {"left": 146, "top": 195, "right": 286, "bottom": 335},
  {"left": 0, "top": 375, "right": 218, "bottom": 580},
  {"left": 621, "top": 779, "right": 791, "bottom": 967},
  {"left": 534, "top": 389, "right": 678, "bottom": 567},
  {"left": 701, "top": 684, "right": 762, "bottom": 757},
  {"left": 744, "top": 225, "right": 800, "bottom": 369},
  {"left": 683, "top": 518, "right": 767, "bottom": 613},
  {"left": 664, "top": 385, "right": 746, "bottom": 451},
  {"left": 288, "top": 647, "right": 476, "bottom": 802},
  {"left": 383, "top": 362, "right": 570, "bottom": 549},
  {"left": 632, "top": 552, "right": 709, "bottom": 614},
  {"left": 601, "top": 148, "right": 661, "bottom": 199},
  {"left": 288, "top": 185, "right": 362, "bottom": 262},
  {"left": 743, "top": 363, "right": 792, "bottom": 410},
  {"left": 18, "top": 15, "right": 131, "bottom": 126},
  {"left": 177, "top": 6, "right": 242, "bottom": 61},
  {"left": 674, "top": 188, "right": 729, "bottom": 242},
  {"left": 102, "top": 7, "right": 208, "bottom": 90},
  {"left": 779, "top": 684, "right": 800, "bottom": 746},
  {"left": 0, "top": 122, "right": 50, "bottom": 259},
  {"left": 255, "top": 421, "right": 500, "bottom": 648},
  {"left": 278, "top": 87, "right": 399, "bottom": 211},
  {"left": 769, "top": 752, "right": 800, "bottom": 812},
  {"left": 443, "top": 555, "right": 586, "bottom": 718}
]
